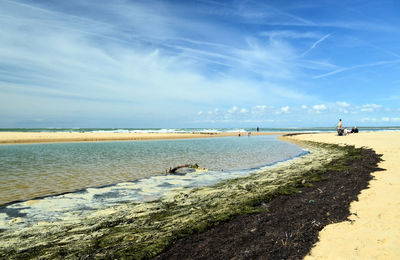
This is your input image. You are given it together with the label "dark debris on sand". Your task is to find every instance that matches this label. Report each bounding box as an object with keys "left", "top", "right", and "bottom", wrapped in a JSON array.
[{"left": 154, "top": 147, "right": 383, "bottom": 260}]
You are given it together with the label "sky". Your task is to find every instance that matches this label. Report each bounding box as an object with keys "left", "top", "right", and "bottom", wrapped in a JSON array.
[{"left": 1, "top": 0, "right": 400, "bottom": 128}]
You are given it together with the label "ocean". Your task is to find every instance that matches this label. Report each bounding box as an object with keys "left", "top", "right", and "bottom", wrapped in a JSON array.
[{"left": 1, "top": 126, "right": 400, "bottom": 133}]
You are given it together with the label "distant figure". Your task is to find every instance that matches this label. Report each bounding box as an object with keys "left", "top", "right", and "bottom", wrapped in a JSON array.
[
  {"left": 344, "top": 127, "right": 349, "bottom": 135},
  {"left": 336, "top": 119, "right": 343, "bottom": 136},
  {"left": 238, "top": 131, "right": 241, "bottom": 137},
  {"left": 337, "top": 119, "right": 343, "bottom": 129},
  {"left": 256, "top": 126, "right": 259, "bottom": 132},
  {"left": 248, "top": 132, "right": 251, "bottom": 137},
  {"left": 351, "top": 126, "right": 359, "bottom": 133}
]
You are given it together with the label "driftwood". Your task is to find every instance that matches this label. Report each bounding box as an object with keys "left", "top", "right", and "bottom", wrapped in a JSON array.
[{"left": 168, "top": 164, "right": 199, "bottom": 174}]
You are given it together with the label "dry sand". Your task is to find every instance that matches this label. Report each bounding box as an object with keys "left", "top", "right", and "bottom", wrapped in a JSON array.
[
  {"left": 289, "top": 132, "right": 400, "bottom": 259},
  {"left": 0, "top": 131, "right": 279, "bottom": 144}
]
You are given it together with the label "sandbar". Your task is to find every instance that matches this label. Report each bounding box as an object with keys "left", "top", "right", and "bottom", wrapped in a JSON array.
[
  {"left": 0, "top": 131, "right": 281, "bottom": 144},
  {"left": 288, "top": 131, "right": 400, "bottom": 259}
]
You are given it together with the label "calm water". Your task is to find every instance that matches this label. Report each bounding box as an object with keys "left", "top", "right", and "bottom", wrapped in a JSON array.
[{"left": 0, "top": 135, "right": 304, "bottom": 205}]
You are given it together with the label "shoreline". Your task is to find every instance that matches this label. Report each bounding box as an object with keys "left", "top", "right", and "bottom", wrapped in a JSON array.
[
  {"left": 0, "top": 131, "right": 282, "bottom": 144},
  {"left": 0, "top": 135, "right": 369, "bottom": 258},
  {"left": 1, "top": 132, "right": 397, "bottom": 259},
  {"left": 156, "top": 138, "right": 381, "bottom": 259}
]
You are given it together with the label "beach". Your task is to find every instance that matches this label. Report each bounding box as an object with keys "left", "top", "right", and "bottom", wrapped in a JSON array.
[
  {"left": 0, "top": 131, "right": 279, "bottom": 144},
  {"left": 0, "top": 131, "right": 399, "bottom": 259},
  {"left": 288, "top": 132, "right": 400, "bottom": 259},
  {"left": 1, "top": 133, "right": 345, "bottom": 258}
]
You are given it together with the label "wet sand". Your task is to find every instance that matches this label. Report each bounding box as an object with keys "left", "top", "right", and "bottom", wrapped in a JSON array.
[
  {"left": 0, "top": 131, "right": 280, "bottom": 144},
  {"left": 289, "top": 132, "right": 400, "bottom": 259}
]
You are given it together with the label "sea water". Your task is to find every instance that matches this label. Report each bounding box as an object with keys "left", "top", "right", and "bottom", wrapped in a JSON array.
[
  {"left": 0, "top": 135, "right": 306, "bottom": 229},
  {"left": 1, "top": 126, "right": 400, "bottom": 133}
]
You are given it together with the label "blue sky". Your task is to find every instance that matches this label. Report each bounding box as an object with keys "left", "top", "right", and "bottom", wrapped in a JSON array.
[{"left": 1, "top": 0, "right": 400, "bottom": 128}]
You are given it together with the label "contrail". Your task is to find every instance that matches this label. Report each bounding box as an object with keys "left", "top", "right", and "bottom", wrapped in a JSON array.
[
  {"left": 301, "top": 33, "right": 331, "bottom": 57},
  {"left": 313, "top": 59, "right": 400, "bottom": 79}
]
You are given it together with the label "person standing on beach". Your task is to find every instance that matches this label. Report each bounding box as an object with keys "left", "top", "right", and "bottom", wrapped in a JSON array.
[
  {"left": 256, "top": 126, "right": 259, "bottom": 132},
  {"left": 336, "top": 119, "right": 344, "bottom": 136},
  {"left": 337, "top": 119, "right": 342, "bottom": 129}
]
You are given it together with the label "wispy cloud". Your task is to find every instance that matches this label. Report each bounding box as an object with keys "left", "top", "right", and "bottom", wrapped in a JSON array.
[
  {"left": 313, "top": 59, "right": 400, "bottom": 79},
  {"left": 301, "top": 34, "right": 331, "bottom": 57},
  {"left": 260, "top": 30, "right": 321, "bottom": 39},
  {"left": 1, "top": 0, "right": 399, "bottom": 127}
]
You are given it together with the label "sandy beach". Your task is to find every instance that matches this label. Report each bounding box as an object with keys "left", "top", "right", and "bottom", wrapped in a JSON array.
[
  {"left": 0, "top": 131, "right": 279, "bottom": 144},
  {"left": 1, "top": 131, "right": 399, "bottom": 259},
  {"left": 288, "top": 131, "right": 400, "bottom": 259}
]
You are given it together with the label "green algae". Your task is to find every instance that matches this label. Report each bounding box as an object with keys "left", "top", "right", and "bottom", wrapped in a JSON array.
[{"left": 0, "top": 139, "right": 365, "bottom": 259}]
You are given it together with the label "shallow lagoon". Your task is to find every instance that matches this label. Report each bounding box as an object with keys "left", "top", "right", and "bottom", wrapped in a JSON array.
[
  {"left": 0, "top": 135, "right": 306, "bottom": 230},
  {"left": 0, "top": 135, "right": 303, "bottom": 205},
  {"left": 0, "top": 138, "right": 347, "bottom": 259}
]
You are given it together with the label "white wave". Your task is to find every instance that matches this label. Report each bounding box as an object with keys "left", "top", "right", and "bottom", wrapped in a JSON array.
[
  {"left": 91, "top": 129, "right": 131, "bottom": 133},
  {"left": 223, "top": 129, "right": 247, "bottom": 133},
  {"left": 195, "top": 129, "right": 221, "bottom": 133}
]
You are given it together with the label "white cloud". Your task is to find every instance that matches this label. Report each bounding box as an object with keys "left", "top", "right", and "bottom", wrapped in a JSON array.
[
  {"left": 363, "top": 104, "right": 382, "bottom": 109},
  {"left": 254, "top": 105, "right": 267, "bottom": 110},
  {"left": 197, "top": 111, "right": 203, "bottom": 115},
  {"left": 301, "top": 105, "right": 308, "bottom": 109},
  {"left": 360, "top": 108, "right": 373, "bottom": 112},
  {"left": 313, "top": 104, "right": 327, "bottom": 110},
  {"left": 240, "top": 108, "right": 249, "bottom": 113},
  {"left": 228, "top": 106, "right": 239, "bottom": 113},
  {"left": 251, "top": 105, "right": 275, "bottom": 115},
  {"left": 360, "top": 104, "right": 383, "bottom": 112},
  {"left": 336, "top": 101, "right": 350, "bottom": 107},
  {"left": 281, "top": 106, "right": 290, "bottom": 112},
  {"left": 382, "top": 117, "right": 400, "bottom": 122},
  {"left": 360, "top": 117, "right": 377, "bottom": 122}
]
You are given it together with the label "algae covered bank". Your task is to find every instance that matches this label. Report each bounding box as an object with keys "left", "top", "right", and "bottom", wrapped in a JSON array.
[{"left": 0, "top": 136, "right": 382, "bottom": 259}]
